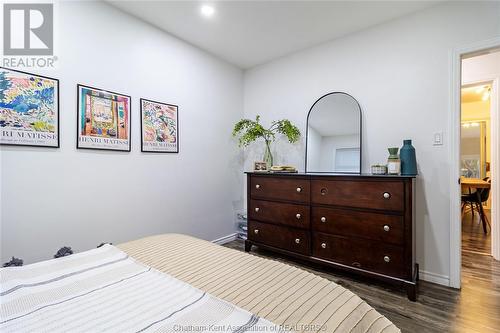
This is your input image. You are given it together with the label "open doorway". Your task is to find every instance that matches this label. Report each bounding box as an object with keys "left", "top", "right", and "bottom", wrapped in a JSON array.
[
  {"left": 455, "top": 48, "right": 500, "bottom": 289},
  {"left": 450, "top": 38, "right": 500, "bottom": 289},
  {"left": 460, "top": 82, "right": 492, "bottom": 255}
]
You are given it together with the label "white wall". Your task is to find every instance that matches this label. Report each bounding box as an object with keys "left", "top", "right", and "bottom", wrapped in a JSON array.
[
  {"left": 463, "top": 51, "right": 500, "bottom": 84},
  {"left": 0, "top": 1, "right": 243, "bottom": 264},
  {"left": 243, "top": 1, "right": 500, "bottom": 285}
]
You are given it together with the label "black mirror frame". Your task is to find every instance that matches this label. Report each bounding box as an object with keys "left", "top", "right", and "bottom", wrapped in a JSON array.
[{"left": 305, "top": 92, "right": 362, "bottom": 174}]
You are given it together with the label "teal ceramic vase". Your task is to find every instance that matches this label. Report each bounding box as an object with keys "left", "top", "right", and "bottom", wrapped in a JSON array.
[{"left": 400, "top": 140, "right": 417, "bottom": 175}]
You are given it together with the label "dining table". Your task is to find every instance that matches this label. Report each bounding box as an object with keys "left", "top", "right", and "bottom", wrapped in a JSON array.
[{"left": 461, "top": 177, "right": 491, "bottom": 233}]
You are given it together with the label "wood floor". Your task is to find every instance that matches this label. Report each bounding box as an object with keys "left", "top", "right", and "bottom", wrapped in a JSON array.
[
  {"left": 462, "top": 209, "right": 491, "bottom": 255},
  {"left": 224, "top": 211, "right": 500, "bottom": 333}
]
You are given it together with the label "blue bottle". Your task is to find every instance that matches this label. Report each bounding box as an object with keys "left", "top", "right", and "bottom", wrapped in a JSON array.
[{"left": 400, "top": 139, "right": 417, "bottom": 175}]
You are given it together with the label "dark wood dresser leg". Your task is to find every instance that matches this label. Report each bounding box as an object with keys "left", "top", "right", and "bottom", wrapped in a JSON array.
[
  {"left": 244, "top": 240, "right": 252, "bottom": 252},
  {"left": 407, "top": 284, "right": 417, "bottom": 301}
]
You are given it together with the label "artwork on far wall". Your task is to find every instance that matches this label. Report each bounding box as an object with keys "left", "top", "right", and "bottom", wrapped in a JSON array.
[
  {"left": 77, "top": 84, "right": 131, "bottom": 151},
  {"left": 0, "top": 67, "right": 59, "bottom": 148},
  {"left": 140, "top": 98, "right": 179, "bottom": 153}
]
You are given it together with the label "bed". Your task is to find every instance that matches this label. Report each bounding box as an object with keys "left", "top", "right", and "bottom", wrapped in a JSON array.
[{"left": 1, "top": 234, "right": 399, "bottom": 332}]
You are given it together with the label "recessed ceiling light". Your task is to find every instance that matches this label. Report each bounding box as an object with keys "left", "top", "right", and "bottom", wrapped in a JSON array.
[{"left": 200, "top": 4, "right": 215, "bottom": 17}]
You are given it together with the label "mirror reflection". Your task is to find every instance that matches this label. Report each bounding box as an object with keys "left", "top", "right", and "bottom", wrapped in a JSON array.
[
  {"left": 306, "top": 93, "right": 361, "bottom": 173},
  {"left": 461, "top": 121, "right": 487, "bottom": 178}
]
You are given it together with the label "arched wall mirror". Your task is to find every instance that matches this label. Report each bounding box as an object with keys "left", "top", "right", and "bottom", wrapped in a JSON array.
[{"left": 305, "top": 92, "right": 362, "bottom": 173}]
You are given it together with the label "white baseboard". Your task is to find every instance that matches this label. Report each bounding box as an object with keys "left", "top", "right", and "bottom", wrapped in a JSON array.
[
  {"left": 212, "top": 233, "right": 238, "bottom": 245},
  {"left": 419, "top": 270, "right": 450, "bottom": 286}
]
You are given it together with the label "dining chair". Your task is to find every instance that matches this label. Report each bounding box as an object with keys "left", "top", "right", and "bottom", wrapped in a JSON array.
[{"left": 461, "top": 178, "right": 491, "bottom": 234}]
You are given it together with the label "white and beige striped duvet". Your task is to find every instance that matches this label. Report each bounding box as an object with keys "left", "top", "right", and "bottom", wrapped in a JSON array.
[
  {"left": 0, "top": 244, "right": 284, "bottom": 333},
  {"left": 118, "top": 234, "right": 400, "bottom": 333}
]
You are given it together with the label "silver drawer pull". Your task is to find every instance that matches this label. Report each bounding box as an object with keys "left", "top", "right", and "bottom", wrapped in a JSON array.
[
  {"left": 255, "top": 184, "right": 261, "bottom": 189},
  {"left": 296, "top": 213, "right": 301, "bottom": 219},
  {"left": 383, "top": 225, "right": 390, "bottom": 232},
  {"left": 254, "top": 207, "right": 260, "bottom": 213},
  {"left": 320, "top": 188, "right": 328, "bottom": 196},
  {"left": 383, "top": 192, "right": 391, "bottom": 199},
  {"left": 321, "top": 242, "right": 327, "bottom": 249},
  {"left": 254, "top": 229, "right": 259, "bottom": 235},
  {"left": 321, "top": 216, "right": 327, "bottom": 223},
  {"left": 296, "top": 187, "right": 302, "bottom": 193},
  {"left": 384, "top": 256, "right": 390, "bottom": 263},
  {"left": 295, "top": 238, "right": 300, "bottom": 244}
]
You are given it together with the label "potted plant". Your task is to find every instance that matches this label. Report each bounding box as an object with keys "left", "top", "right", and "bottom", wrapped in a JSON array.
[{"left": 232, "top": 115, "right": 300, "bottom": 168}]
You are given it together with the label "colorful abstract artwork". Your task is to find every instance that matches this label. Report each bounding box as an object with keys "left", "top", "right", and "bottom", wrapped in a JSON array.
[
  {"left": 0, "top": 67, "right": 59, "bottom": 147},
  {"left": 77, "top": 84, "right": 131, "bottom": 151},
  {"left": 141, "top": 98, "right": 178, "bottom": 153}
]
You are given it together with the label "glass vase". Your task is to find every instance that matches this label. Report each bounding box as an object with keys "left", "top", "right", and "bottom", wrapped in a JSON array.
[{"left": 263, "top": 141, "right": 274, "bottom": 169}]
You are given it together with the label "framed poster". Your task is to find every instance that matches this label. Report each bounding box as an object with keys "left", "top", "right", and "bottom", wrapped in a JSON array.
[
  {"left": 140, "top": 98, "right": 179, "bottom": 153},
  {"left": 0, "top": 67, "right": 59, "bottom": 147},
  {"left": 77, "top": 84, "right": 131, "bottom": 151}
]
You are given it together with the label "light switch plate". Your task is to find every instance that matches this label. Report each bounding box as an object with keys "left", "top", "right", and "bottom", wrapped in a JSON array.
[{"left": 433, "top": 132, "right": 443, "bottom": 146}]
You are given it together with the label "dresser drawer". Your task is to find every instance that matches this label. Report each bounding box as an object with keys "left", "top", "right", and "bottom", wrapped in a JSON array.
[
  {"left": 250, "top": 176, "right": 310, "bottom": 203},
  {"left": 313, "top": 233, "right": 406, "bottom": 278},
  {"left": 249, "top": 199, "right": 310, "bottom": 229},
  {"left": 248, "top": 221, "right": 310, "bottom": 255},
  {"left": 312, "top": 207, "right": 403, "bottom": 245},
  {"left": 311, "top": 179, "right": 404, "bottom": 211}
]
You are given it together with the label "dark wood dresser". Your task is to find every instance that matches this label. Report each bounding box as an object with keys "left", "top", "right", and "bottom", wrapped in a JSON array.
[{"left": 245, "top": 172, "right": 418, "bottom": 300}]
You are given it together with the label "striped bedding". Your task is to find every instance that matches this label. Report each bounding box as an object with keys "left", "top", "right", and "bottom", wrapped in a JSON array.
[
  {"left": 118, "top": 234, "right": 400, "bottom": 333},
  {"left": 0, "top": 244, "right": 284, "bottom": 333}
]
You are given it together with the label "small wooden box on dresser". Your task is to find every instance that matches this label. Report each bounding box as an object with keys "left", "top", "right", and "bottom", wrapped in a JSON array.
[{"left": 245, "top": 172, "right": 418, "bottom": 301}]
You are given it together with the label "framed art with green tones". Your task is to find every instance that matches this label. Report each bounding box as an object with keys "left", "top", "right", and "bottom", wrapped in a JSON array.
[{"left": 0, "top": 67, "right": 59, "bottom": 148}]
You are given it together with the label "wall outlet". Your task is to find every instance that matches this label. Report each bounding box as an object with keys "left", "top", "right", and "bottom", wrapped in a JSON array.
[{"left": 433, "top": 132, "right": 443, "bottom": 146}]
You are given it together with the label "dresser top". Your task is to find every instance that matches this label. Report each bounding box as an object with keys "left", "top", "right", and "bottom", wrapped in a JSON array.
[{"left": 245, "top": 171, "right": 416, "bottom": 178}]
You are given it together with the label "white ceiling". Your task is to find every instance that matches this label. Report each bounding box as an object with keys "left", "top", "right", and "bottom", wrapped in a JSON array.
[{"left": 107, "top": 1, "right": 441, "bottom": 69}]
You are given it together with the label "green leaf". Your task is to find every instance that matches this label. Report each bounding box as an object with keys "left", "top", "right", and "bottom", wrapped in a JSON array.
[
  {"left": 232, "top": 115, "right": 300, "bottom": 148},
  {"left": 273, "top": 119, "right": 301, "bottom": 143}
]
